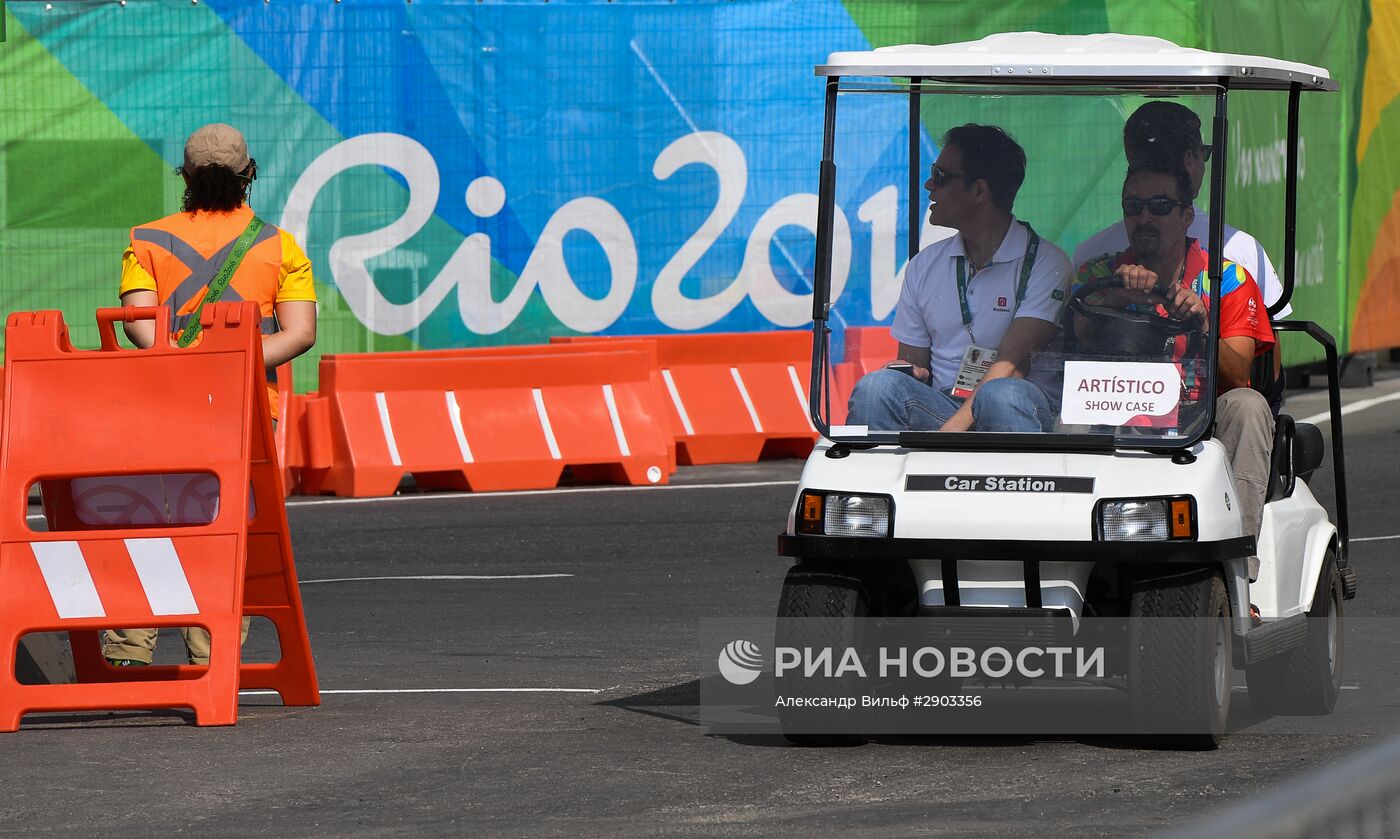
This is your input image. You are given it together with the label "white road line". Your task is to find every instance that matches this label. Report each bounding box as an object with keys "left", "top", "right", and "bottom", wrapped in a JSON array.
[
  {"left": 1296, "top": 389, "right": 1400, "bottom": 425},
  {"left": 300, "top": 574, "right": 573, "bottom": 584},
  {"left": 240, "top": 687, "right": 601, "bottom": 696},
  {"left": 1351, "top": 534, "right": 1400, "bottom": 543},
  {"left": 1238, "top": 685, "right": 1362, "bottom": 691}
]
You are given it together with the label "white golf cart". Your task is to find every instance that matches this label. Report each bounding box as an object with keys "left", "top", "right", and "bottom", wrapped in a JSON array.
[{"left": 777, "top": 33, "right": 1356, "bottom": 748}]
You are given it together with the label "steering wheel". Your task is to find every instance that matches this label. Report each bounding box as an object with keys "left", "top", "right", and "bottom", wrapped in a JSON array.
[{"left": 1068, "top": 275, "right": 1202, "bottom": 358}]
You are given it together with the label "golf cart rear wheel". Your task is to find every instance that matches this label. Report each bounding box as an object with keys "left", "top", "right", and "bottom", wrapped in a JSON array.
[
  {"left": 1246, "top": 553, "right": 1343, "bottom": 716},
  {"left": 775, "top": 566, "right": 868, "bottom": 747},
  {"left": 1128, "top": 568, "right": 1232, "bottom": 750}
]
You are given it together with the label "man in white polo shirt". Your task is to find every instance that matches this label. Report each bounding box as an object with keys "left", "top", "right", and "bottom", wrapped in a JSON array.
[
  {"left": 847, "top": 124, "right": 1073, "bottom": 433},
  {"left": 1073, "top": 101, "right": 1286, "bottom": 409}
]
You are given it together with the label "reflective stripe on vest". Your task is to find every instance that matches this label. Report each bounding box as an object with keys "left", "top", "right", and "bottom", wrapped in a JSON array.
[{"left": 130, "top": 222, "right": 282, "bottom": 338}]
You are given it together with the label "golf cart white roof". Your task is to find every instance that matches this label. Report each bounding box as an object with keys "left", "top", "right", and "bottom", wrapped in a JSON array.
[{"left": 819, "top": 32, "right": 1336, "bottom": 91}]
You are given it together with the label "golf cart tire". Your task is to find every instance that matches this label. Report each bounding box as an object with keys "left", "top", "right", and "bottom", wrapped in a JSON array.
[
  {"left": 776, "top": 566, "right": 868, "bottom": 747},
  {"left": 1246, "top": 553, "right": 1343, "bottom": 716},
  {"left": 1128, "top": 568, "right": 1232, "bottom": 750}
]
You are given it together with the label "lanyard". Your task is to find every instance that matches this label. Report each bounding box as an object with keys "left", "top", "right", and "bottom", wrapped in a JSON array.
[
  {"left": 954, "top": 220, "right": 1040, "bottom": 342},
  {"left": 177, "top": 216, "right": 265, "bottom": 347}
]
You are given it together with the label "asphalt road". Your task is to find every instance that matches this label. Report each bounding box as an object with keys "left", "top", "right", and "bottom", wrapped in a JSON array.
[{"left": 4, "top": 374, "right": 1400, "bottom": 837}]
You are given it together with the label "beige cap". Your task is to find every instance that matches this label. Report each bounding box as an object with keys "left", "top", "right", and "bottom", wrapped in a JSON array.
[{"left": 182, "top": 123, "right": 250, "bottom": 174}]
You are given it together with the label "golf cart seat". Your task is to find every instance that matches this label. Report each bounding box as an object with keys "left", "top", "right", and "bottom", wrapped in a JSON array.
[
  {"left": 1265, "top": 414, "right": 1325, "bottom": 502},
  {"left": 1251, "top": 344, "right": 1285, "bottom": 416}
]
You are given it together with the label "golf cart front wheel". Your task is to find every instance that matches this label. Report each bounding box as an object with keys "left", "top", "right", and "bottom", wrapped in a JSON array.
[
  {"left": 775, "top": 566, "right": 869, "bottom": 747},
  {"left": 1128, "top": 568, "right": 1232, "bottom": 750}
]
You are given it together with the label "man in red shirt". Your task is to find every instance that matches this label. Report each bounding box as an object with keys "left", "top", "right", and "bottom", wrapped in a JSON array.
[{"left": 1075, "top": 166, "right": 1275, "bottom": 560}]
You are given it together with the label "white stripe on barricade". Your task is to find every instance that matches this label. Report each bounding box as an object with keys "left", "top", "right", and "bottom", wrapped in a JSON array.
[
  {"left": 125, "top": 537, "right": 199, "bottom": 616},
  {"left": 602, "top": 384, "right": 631, "bottom": 457},
  {"left": 787, "top": 364, "right": 816, "bottom": 432},
  {"left": 661, "top": 369, "right": 695, "bottom": 436},
  {"left": 30, "top": 541, "right": 106, "bottom": 619},
  {"left": 374, "top": 391, "right": 404, "bottom": 467},
  {"left": 730, "top": 367, "right": 763, "bottom": 433},
  {"left": 445, "top": 391, "right": 475, "bottom": 463},
  {"left": 532, "top": 388, "right": 563, "bottom": 460}
]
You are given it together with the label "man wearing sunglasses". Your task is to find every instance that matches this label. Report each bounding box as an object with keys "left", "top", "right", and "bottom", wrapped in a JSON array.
[
  {"left": 1074, "top": 165, "right": 1276, "bottom": 565},
  {"left": 1074, "top": 101, "right": 1283, "bottom": 317},
  {"left": 847, "top": 123, "right": 1073, "bottom": 433},
  {"left": 1073, "top": 100, "right": 1286, "bottom": 411}
]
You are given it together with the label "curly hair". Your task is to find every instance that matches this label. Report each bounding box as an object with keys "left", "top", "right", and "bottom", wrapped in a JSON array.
[{"left": 180, "top": 165, "right": 250, "bottom": 212}]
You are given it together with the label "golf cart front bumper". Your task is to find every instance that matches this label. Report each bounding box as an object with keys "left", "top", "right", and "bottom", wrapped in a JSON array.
[{"left": 777, "top": 533, "right": 1254, "bottom": 564}]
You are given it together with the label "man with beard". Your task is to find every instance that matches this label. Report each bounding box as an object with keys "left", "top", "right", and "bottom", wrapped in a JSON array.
[
  {"left": 1074, "top": 100, "right": 1286, "bottom": 411},
  {"left": 847, "top": 124, "right": 1072, "bottom": 433},
  {"left": 1073, "top": 165, "right": 1275, "bottom": 562}
]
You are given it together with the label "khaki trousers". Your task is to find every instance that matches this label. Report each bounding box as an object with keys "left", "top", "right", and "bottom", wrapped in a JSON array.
[
  {"left": 102, "top": 620, "right": 251, "bottom": 666},
  {"left": 1216, "top": 387, "right": 1275, "bottom": 540}
]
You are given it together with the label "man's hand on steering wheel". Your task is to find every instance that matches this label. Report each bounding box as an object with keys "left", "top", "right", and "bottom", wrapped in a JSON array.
[
  {"left": 1068, "top": 271, "right": 1205, "bottom": 356},
  {"left": 1111, "top": 264, "right": 1207, "bottom": 327}
]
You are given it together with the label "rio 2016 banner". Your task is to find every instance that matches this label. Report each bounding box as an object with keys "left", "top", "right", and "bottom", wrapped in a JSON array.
[{"left": 0, "top": 0, "right": 1379, "bottom": 390}]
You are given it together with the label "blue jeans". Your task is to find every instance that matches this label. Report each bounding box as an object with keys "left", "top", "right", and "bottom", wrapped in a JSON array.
[{"left": 846, "top": 368, "right": 1054, "bottom": 433}]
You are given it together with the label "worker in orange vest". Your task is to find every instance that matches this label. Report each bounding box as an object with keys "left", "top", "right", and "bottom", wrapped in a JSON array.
[{"left": 103, "top": 123, "right": 318, "bottom": 667}]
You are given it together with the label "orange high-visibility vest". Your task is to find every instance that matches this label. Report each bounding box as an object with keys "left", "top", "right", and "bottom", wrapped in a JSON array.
[
  {"left": 127, "top": 204, "right": 312, "bottom": 418},
  {"left": 130, "top": 205, "right": 285, "bottom": 335}
]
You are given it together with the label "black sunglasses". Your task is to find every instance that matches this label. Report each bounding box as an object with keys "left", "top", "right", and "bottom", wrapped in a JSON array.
[
  {"left": 1122, "top": 196, "right": 1189, "bottom": 217},
  {"left": 929, "top": 164, "right": 967, "bottom": 188},
  {"left": 1198, "top": 144, "right": 1213, "bottom": 162}
]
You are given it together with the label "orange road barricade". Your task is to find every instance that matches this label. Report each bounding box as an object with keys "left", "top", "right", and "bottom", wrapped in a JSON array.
[
  {"left": 300, "top": 345, "right": 674, "bottom": 497},
  {"left": 0, "top": 303, "right": 319, "bottom": 730},
  {"left": 275, "top": 362, "right": 298, "bottom": 497},
  {"left": 557, "top": 332, "right": 821, "bottom": 464},
  {"left": 830, "top": 327, "right": 897, "bottom": 425}
]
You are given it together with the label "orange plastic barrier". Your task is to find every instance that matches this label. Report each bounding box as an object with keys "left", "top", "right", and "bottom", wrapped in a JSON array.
[
  {"left": 297, "top": 342, "right": 676, "bottom": 490},
  {"left": 275, "top": 362, "right": 297, "bottom": 497},
  {"left": 0, "top": 303, "right": 319, "bottom": 730},
  {"left": 830, "top": 327, "right": 897, "bottom": 424},
  {"left": 300, "top": 346, "right": 674, "bottom": 497},
  {"left": 556, "top": 331, "right": 820, "bottom": 464}
]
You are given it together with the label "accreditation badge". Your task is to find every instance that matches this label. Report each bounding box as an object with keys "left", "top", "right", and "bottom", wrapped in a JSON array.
[{"left": 951, "top": 344, "right": 998, "bottom": 399}]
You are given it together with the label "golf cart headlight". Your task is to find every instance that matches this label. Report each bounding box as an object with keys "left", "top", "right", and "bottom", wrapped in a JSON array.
[
  {"left": 824, "top": 493, "right": 891, "bottom": 537},
  {"left": 1096, "top": 496, "right": 1195, "bottom": 541}
]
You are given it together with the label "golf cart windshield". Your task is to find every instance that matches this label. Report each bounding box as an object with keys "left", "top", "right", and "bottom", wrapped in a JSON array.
[
  {"left": 820, "top": 84, "right": 1231, "bottom": 448},
  {"left": 809, "top": 36, "right": 1334, "bottom": 452}
]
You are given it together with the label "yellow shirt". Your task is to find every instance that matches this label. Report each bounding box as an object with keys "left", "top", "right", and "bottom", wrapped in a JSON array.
[{"left": 121, "top": 205, "right": 317, "bottom": 418}]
